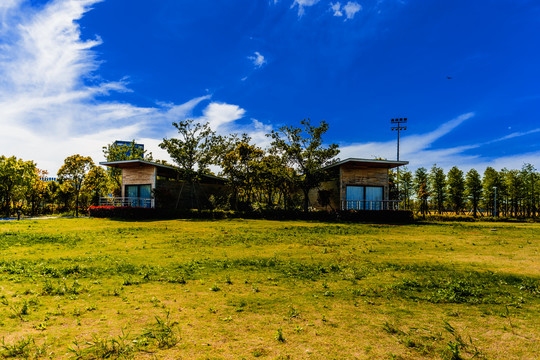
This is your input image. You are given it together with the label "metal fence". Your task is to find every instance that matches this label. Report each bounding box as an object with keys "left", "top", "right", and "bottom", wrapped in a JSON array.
[
  {"left": 341, "top": 200, "right": 401, "bottom": 211},
  {"left": 99, "top": 197, "right": 155, "bottom": 208}
]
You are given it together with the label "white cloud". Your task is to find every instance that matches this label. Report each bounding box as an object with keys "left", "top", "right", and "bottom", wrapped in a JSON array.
[
  {"left": 248, "top": 51, "right": 266, "bottom": 68},
  {"left": 487, "top": 128, "right": 540, "bottom": 143},
  {"left": 330, "top": 1, "right": 362, "bottom": 19},
  {"left": 199, "top": 102, "right": 246, "bottom": 132},
  {"left": 469, "top": 151, "right": 540, "bottom": 172},
  {"left": 399, "top": 112, "right": 474, "bottom": 154},
  {"left": 343, "top": 2, "right": 362, "bottom": 19},
  {"left": 0, "top": 0, "right": 23, "bottom": 25},
  {"left": 291, "top": 0, "right": 320, "bottom": 17},
  {"left": 0, "top": 0, "right": 220, "bottom": 173},
  {"left": 246, "top": 119, "right": 274, "bottom": 148},
  {"left": 331, "top": 3, "right": 343, "bottom": 17}
]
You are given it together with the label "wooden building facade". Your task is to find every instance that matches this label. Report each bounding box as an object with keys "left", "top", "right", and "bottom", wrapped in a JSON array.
[
  {"left": 100, "top": 160, "right": 227, "bottom": 209},
  {"left": 308, "top": 158, "right": 408, "bottom": 211}
]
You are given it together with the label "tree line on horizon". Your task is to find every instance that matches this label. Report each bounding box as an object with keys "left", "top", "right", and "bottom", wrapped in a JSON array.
[
  {"left": 393, "top": 163, "right": 539, "bottom": 218},
  {"left": 0, "top": 119, "right": 538, "bottom": 218}
]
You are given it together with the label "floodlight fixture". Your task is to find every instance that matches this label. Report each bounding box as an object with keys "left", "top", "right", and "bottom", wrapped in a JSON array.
[{"left": 391, "top": 117, "right": 407, "bottom": 161}]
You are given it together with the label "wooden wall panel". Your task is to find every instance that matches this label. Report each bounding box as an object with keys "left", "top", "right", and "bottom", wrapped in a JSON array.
[
  {"left": 340, "top": 164, "right": 389, "bottom": 203},
  {"left": 121, "top": 166, "right": 156, "bottom": 197}
]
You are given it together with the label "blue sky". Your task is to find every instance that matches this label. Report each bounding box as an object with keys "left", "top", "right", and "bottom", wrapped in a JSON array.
[{"left": 0, "top": 0, "right": 538, "bottom": 174}]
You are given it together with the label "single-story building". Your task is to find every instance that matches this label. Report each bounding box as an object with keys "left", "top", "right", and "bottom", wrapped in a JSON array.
[
  {"left": 309, "top": 158, "right": 408, "bottom": 211},
  {"left": 99, "top": 159, "right": 227, "bottom": 209}
]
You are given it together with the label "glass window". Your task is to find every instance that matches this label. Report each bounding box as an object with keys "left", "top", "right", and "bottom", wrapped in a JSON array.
[
  {"left": 139, "top": 185, "right": 151, "bottom": 199},
  {"left": 365, "top": 186, "right": 383, "bottom": 210},
  {"left": 126, "top": 185, "right": 139, "bottom": 198},
  {"left": 345, "top": 186, "right": 384, "bottom": 210},
  {"left": 346, "top": 186, "right": 365, "bottom": 210},
  {"left": 125, "top": 184, "right": 152, "bottom": 207}
]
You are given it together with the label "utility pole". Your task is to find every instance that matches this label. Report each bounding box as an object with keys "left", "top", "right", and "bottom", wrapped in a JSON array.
[{"left": 391, "top": 118, "right": 407, "bottom": 209}]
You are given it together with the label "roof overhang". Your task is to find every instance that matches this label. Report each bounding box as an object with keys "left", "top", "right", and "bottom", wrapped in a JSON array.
[
  {"left": 100, "top": 159, "right": 177, "bottom": 171},
  {"left": 323, "top": 158, "right": 409, "bottom": 170},
  {"left": 99, "top": 159, "right": 226, "bottom": 182}
]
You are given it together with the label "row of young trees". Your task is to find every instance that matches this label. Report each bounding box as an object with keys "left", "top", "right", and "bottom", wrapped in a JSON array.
[{"left": 394, "top": 164, "right": 539, "bottom": 217}]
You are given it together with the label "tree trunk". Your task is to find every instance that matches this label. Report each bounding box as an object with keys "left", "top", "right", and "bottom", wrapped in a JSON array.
[
  {"left": 302, "top": 188, "right": 310, "bottom": 213},
  {"left": 75, "top": 190, "right": 79, "bottom": 217}
]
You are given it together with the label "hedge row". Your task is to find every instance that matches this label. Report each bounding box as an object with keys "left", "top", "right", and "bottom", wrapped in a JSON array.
[{"left": 88, "top": 206, "right": 414, "bottom": 223}]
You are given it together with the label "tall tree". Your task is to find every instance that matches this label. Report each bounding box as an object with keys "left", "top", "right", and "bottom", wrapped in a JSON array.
[
  {"left": 413, "top": 167, "right": 429, "bottom": 217},
  {"left": 498, "top": 168, "right": 511, "bottom": 216},
  {"left": 103, "top": 140, "right": 153, "bottom": 195},
  {"left": 26, "top": 169, "right": 49, "bottom": 216},
  {"left": 258, "top": 154, "right": 296, "bottom": 209},
  {"left": 520, "top": 163, "right": 538, "bottom": 217},
  {"left": 51, "top": 181, "right": 72, "bottom": 213},
  {"left": 482, "top": 167, "right": 500, "bottom": 217},
  {"left": 221, "top": 136, "right": 265, "bottom": 210},
  {"left": 447, "top": 166, "right": 465, "bottom": 214},
  {"left": 465, "top": 168, "right": 482, "bottom": 218},
  {"left": 57, "top": 155, "right": 94, "bottom": 217},
  {"left": 429, "top": 164, "right": 447, "bottom": 214},
  {"left": 503, "top": 168, "right": 524, "bottom": 217},
  {"left": 269, "top": 119, "right": 339, "bottom": 212},
  {"left": 83, "top": 166, "right": 110, "bottom": 206},
  {"left": 159, "top": 119, "right": 221, "bottom": 209},
  {"left": 388, "top": 169, "right": 399, "bottom": 202},
  {"left": 0, "top": 156, "right": 36, "bottom": 217},
  {"left": 398, "top": 167, "right": 413, "bottom": 210}
]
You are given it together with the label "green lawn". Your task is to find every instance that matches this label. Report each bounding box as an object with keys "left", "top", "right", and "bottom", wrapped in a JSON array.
[{"left": 0, "top": 218, "right": 538, "bottom": 359}]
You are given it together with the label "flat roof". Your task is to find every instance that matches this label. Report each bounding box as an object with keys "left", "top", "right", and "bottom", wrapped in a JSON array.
[
  {"left": 99, "top": 159, "right": 226, "bottom": 182},
  {"left": 100, "top": 159, "right": 177, "bottom": 171},
  {"left": 323, "top": 158, "right": 409, "bottom": 170}
]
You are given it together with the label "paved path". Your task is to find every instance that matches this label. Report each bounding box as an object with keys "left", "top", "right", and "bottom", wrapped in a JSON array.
[{"left": 0, "top": 216, "right": 84, "bottom": 221}]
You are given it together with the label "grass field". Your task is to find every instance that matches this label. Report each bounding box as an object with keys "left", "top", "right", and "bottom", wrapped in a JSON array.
[{"left": 0, "top": 218, "right": 538, "bottom": 359}]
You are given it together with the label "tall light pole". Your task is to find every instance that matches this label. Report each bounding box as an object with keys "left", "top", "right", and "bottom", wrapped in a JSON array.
[
  {"left": 391, "top": 118, "right": 407, "bottom": 209},
  {"left": 391, "top": 118, "right": 407, "bottom": 161}
]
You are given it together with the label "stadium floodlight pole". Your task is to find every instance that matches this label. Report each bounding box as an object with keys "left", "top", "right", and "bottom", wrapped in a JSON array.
[
  {"left": 391, "top": 117, "right": 407, "bottom": 161},
  {"left": 391, "top": 117, "right": 407, "bottom": 209}
]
